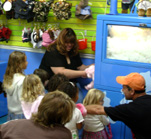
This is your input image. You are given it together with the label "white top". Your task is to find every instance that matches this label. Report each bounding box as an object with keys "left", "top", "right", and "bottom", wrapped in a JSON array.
[
  {"left": 83, "top": 114, "right": 109, "bottom": 132},
  {"left": 65, "top": 108, "right": 84, "bottom": 139},
  {"left": 4, "top": 73, "right": 25, "bottom": 114},
  {"left": 21, "top": 95, "right": 44, "bottom": 119}
]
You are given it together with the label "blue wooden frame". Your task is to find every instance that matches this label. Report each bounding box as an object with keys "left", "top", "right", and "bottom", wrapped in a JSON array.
[
  {"left": 94, "top": 15, "right": 151, "bottom": 92},
  {"left": 94, "top": 14, "right": 151, "bottom": 139}
]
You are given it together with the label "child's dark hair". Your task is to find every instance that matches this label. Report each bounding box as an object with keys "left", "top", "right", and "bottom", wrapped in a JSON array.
[
  {"left": 47, "top": 74, "right": 69, "bottom": 92},
  {"left": 57, "top": 81, "right": 78, "bottom": 100},
  {"left": 33, "top": 69, "right": 50, "bottom": 85},
  {"left": 0, "top": 81, "right": 6, "bottom": 97},
  {"left": 0, "top": 81, "right": 3, "bottom": 94}
]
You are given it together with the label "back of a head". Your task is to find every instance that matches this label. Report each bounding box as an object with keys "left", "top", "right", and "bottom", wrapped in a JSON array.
[
  {"left": 47, "top": 74, "right": 69, "bottom": 92},
  {"left": 33, "top": 69, "right": 50, "bottom": 85},
  {"left": 57, "top": 81, "right": 78, "bottom": 100},
  {"left": 7, "top": 51, "right": 26, "bottom": 72},
  {"left": 22, "top": 74, "right": 44, "bottom": 102},
  {"left": 32, "top": 90, "right": 75, "bottom": 127},
  {"left": 3, "top": 51, "right": 26, "bottom": 88},
  {"left": 83, "top": 88, "right": 105, "bottom": 106}
]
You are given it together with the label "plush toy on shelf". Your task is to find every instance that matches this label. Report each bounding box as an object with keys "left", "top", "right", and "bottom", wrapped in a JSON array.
[
  {"left": 137, "top": 0, "right": 151, "bottom": 17},
  {"left": 75, "top": 0, "right": 92, "bottom": 20},
  {"left": 51, "top": 0, "right": 72, "bottom": 20},
  {"left": 121, "top": 0, "right": 135, "bottom": 13}
]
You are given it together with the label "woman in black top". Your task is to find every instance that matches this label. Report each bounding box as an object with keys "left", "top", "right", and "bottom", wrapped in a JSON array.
[
  {"left": 39, "top": 28, "right": 90, "bottom": 81},
  {"left": 39, "top": 28, "right": 91, "bottom": 102}
]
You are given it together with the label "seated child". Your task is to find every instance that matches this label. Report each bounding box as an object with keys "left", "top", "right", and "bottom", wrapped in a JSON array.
[
  {"left": 58, "top": 81, "right": 84, "bottom": 139},
  {"left": 47, "top": 73, "right": 69, "bottom": 92},
  {"left": 33, "top": 69, "right": 50, "bottom": 92},
  {"left": 21, "top": 74, "right": 45, "bottom": 119}
]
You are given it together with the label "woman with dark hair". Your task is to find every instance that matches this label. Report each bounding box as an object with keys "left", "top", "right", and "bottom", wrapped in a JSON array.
[
  {"left": 39, "top": 28, "right": 89, "bottom": 80},
  {"left": 39, "top": 28, "right": 92, "bottom": 102}
]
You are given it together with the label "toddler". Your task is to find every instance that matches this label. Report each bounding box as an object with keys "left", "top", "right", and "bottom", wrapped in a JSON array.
[
  {"left": 2, "top": 51, "right": 28, "bottom": 120},
  {"left": 21, "top": 74, "right": 45, "bottom": 119},
  {"left": 82, "top": 89, "right": 110, "bottom": 139},
  {"left": 33, "top": 68, "right": 50, "bottom": 92},
  {"left": 47, "top": 73, "right": 69, "bottom": 92},
  {"left": 58, "top": 81, "right": 84, "bottom": 139}
]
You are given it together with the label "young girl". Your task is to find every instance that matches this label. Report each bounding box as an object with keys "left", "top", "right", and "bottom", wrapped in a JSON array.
[
  {"left": 2, "top": 51, "right": 28, "bottom": 120},
  {"left": 21, "top": 74, "right": 45, "bottom": 119},
  {"left": 82, "top": 88, "right": 110, "bottom": 139},
  {"left": 57, "top": 81, "right": 84, "bottom": 139}
]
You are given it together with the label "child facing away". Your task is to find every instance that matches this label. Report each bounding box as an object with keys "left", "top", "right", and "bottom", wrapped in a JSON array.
[
  {"left": 33, "top": 68, "right": 50, "bottom": 92},
  {"left": 57, "top": 81, "right": 84, "bottom": 139},
  {"left": 47, "top": 73, "right": 69, "bottom": 92},
  {"left": 82, "top": 89, "right": 110, "bottom": 139},
  {"left": 21, "top": 74, "right": 45, "bottom": 119},
  {"left": 2, "top": 51, "right": 28, "bottom": 121}
]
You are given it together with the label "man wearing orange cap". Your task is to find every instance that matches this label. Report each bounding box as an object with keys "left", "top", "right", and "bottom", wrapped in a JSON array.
[{"left": 86, "top": 72, "right": 151, "bottom": 139}]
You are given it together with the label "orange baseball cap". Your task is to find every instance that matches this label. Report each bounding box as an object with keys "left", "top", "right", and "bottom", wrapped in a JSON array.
[{"left": 116, "top": 73, "right": 145, "bottom": 91}]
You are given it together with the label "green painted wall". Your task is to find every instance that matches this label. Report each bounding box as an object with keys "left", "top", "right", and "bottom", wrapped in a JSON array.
[{"left": 0, "top": 0, "right": 122, "bottom": 54}]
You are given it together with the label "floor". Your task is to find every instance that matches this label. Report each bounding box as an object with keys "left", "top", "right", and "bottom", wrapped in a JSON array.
[{"left": 0, "top": 115, "right": 7, "bottom": 124}]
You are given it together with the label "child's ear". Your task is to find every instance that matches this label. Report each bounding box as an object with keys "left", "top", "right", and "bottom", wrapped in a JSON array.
[{"left": 44, "top": 80, "right": 49, "bottom": 87}]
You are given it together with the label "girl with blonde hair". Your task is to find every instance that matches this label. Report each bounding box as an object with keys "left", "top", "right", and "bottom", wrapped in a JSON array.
[
  {"left": 3, "top": 51, "right": 28, "bottom": 120},
  {"left": 21, "top": 74, "right": 45, "bottom": 119},
  {"left": 82, "top": 89, "right": 110, "bottom": 139}
]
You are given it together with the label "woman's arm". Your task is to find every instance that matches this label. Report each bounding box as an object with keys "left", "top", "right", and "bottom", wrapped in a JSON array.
[
  {"left": 51, "top": 67, "right": 87, "bottom": 79},
  {"left": 77, "top": 64, "right": 94, "bottom": 71}
]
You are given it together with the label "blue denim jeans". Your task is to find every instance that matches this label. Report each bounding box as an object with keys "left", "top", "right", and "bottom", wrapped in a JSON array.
[{"left": 76, "top": 83, "right": 84, "bottom": 104}]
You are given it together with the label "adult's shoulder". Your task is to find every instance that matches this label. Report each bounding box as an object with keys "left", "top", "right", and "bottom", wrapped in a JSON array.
[
  {"left": 45, "top": 45, "right": 60, "bottom": 56},
  {"left": 54, "top": 124, "right": 72, "bottom": 138},
  {"left": 1, "top": 119, "right": 28, "bottom": 129}
]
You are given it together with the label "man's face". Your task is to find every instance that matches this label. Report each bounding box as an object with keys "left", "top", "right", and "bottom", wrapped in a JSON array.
[{"left": 122, "top": 85, "right": 133, "bottom": 100}]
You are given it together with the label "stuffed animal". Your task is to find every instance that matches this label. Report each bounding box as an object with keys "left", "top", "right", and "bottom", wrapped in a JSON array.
[
  {"left": 42, "top": 29, "right": 55, "bottom": 48},
  {"left": 75, "top": 0, "right": 92, "bottom": 20},
  {"left": 121, "top": 0, "right": 135, "bottom": 13},
  {"left": 51, "top": 0, "right": 72, "bottom": 20},
  {"left": 85, "top": 65, "right": 95, "bottom": 90},
  {"left": 137, "top": 0, "right": 151, "bottom": 17},
  {"left": 76, "top": 103, "right": 87, "bottom": 117}
]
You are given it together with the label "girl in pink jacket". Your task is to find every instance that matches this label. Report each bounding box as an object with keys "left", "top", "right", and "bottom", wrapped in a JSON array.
[{"left": 21, "top": 74, "right": 45, "bottom": 119}]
